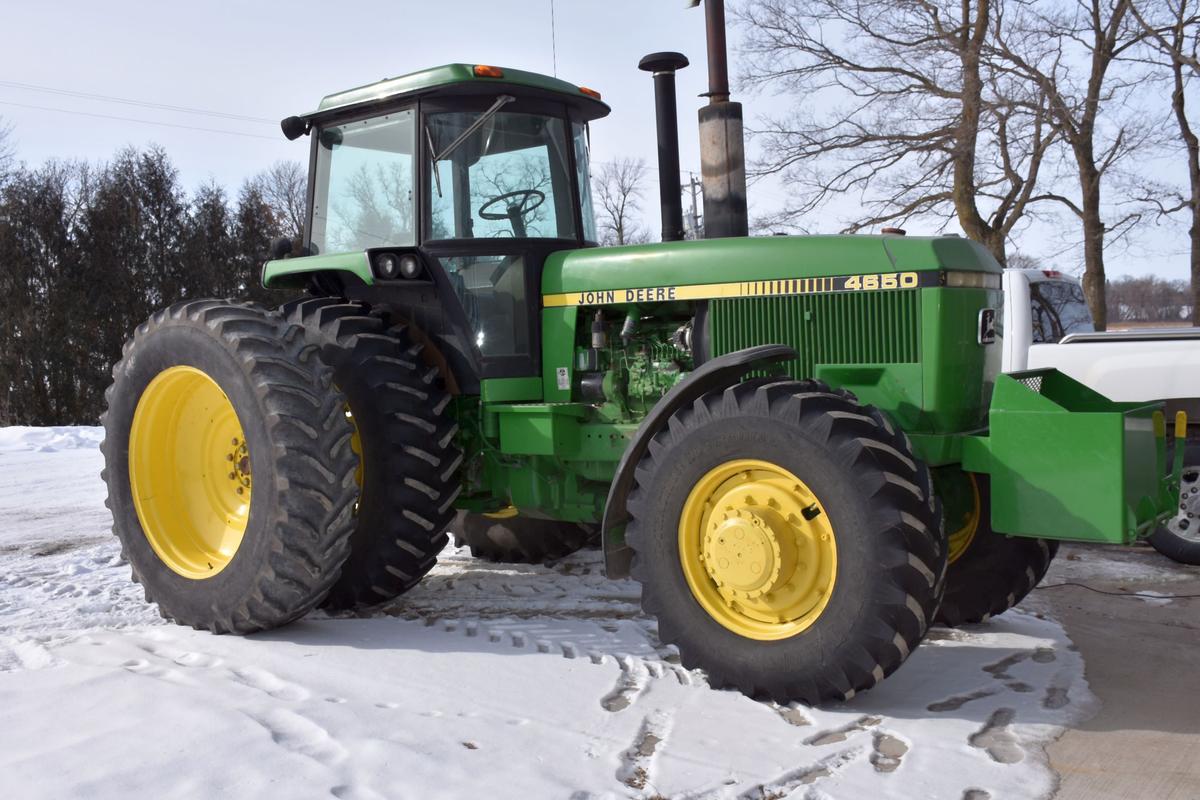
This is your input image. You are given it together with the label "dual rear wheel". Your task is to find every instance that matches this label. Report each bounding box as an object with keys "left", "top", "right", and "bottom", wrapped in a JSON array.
[
  {"left": 103, "top": 299, "right": 460, "bottom": 633},
  {"left": 103, "top": 302, "right": 360, "bottom": 632}
]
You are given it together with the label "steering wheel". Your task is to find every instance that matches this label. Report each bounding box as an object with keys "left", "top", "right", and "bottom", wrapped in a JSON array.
[{"left": 478, "top": 189, "right": 546, "bottom": 238}]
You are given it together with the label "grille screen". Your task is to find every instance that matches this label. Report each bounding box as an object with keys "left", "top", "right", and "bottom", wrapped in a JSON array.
[{"left": 708, "top": 290, "right": 920, "bottom": 377}]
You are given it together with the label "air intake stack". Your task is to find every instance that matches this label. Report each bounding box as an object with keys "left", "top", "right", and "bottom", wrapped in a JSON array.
[{"left": 638, "top": 52, "right": 689, "bottom": 243}]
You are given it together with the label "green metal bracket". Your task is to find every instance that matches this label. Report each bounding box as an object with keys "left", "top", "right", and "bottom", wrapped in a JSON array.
[{"left": 968, "top": 369, "right": 1179, "bottom": 545}]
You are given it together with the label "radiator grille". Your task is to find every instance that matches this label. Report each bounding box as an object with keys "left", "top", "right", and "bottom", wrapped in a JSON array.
[{"left": 708, "top": 290, "right": 920, "bottom": 377}]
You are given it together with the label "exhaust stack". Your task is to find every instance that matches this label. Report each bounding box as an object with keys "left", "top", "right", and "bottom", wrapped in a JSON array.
[
  {"left": 638, "top": 52, "right": 689, "bottom": 243},
  {"left": 696, "top": 0, "right": 749, "bottom": 238}
]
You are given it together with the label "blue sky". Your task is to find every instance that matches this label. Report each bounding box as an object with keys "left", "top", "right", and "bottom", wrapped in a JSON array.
[{"left": 0, "top": 0, "right": 1188, "bottom": 280}]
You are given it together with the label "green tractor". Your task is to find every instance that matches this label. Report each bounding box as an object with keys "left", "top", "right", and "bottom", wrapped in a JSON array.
[{"left": 102, "top": 60, "right": 1186, "bottom": 704}]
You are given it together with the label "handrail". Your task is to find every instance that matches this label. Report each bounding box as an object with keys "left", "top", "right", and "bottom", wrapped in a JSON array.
[{"left": 1059, "top": 328, "right": 1200, "bottom": 344}]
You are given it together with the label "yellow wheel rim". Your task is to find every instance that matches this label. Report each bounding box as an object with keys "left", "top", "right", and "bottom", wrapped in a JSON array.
[
  {"left": 678, "top": 459, "right": 837, "bottom": 641},
  {"left": 128, "top": 366, "right": 251, "bottom": 579},
  {"left": 946, "top": 474, "right": 981, "bottom": 565},
  {"left": 484, "top": 505, "right": 520, "bottom": 520}
]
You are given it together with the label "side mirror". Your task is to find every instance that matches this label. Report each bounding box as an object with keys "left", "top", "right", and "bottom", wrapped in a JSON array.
[
  {"left": 270, "top": 237, "right": 295, "bottom": 260},
  {"left": 280, "top": 116, "right": 309, "bottom": 141}
]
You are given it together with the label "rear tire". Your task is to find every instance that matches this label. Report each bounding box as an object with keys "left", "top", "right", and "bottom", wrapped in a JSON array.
[
  {"left": 935, "top": 474, "right": 1058, "bottom": 627},
  {"left": 626, "top": 379, "right": 945, "bottom": 704},
  {"left": 1147, "top": 440, "right": 1200, "bottom": 566},
  {"left": 101, "top": 301, "right": 359, "bottom": 634},
  {"left": 451, "top": 512, "right": 593, "bottom": 563},
  {"left": 280, "top": 298, "right": 462, "bottom": 609}
]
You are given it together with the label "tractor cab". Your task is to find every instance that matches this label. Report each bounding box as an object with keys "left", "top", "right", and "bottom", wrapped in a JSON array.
[{"left": 268, "top": 64, "right": 611, "bottom": 385}]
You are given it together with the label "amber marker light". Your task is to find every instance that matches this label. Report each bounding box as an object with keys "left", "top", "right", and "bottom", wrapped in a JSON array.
[
  {"left": 579, "top": 86, "right": 603, "bottom": 100},
  {"left": 474, "top": 65, "right": 504, "bottom": 78}
]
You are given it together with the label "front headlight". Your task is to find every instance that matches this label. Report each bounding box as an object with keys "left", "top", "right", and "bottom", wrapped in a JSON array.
[{"left": 944, "top": 270, "right": 1001, "bottom": 290}]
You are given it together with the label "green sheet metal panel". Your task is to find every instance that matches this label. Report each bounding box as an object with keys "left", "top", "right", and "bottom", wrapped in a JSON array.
[
  {"left": 494, "top": 404, "right": 584, "bottom": 456},
  {"left": 981, "top": 370, "right": 1168, "bottom": 544},
  {"left": 918, "top": 286, "right": 998, "bottom": 433},
  {"left": 481, "top": 377, "right": 543, "bottom": 404}
]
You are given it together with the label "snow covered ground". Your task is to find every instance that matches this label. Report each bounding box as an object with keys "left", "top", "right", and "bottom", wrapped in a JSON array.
[{"left": 0, "top": 427, "right": 1097, "bottom": 799}]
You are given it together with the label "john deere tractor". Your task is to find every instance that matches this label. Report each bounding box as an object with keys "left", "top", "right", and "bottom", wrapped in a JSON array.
[{"left": 102, "top": 61, "right": 1186, "bottom": 704}]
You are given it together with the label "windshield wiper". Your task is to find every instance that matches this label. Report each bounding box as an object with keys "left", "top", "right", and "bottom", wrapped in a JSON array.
[{"left": 427, "top": 94, "right": 515, "bottom": 198}]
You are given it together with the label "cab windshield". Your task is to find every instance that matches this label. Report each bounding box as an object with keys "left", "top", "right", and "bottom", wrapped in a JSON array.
[{"left": 426, "top": 109, "right": 579, "bottom": 240}]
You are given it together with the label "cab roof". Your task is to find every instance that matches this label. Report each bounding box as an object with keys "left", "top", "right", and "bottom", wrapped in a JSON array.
[{"left": 307, "top": 63, "right": 611, "bottom": 121}]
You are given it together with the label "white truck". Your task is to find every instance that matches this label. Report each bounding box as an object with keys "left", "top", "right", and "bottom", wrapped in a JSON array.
[{"left": 1001, "top": 268, "right": 1200, "bottom": 564}]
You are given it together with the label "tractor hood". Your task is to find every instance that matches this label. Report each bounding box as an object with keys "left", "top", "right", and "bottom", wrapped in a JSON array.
[{"left": 541, "top": 235, "right": 1001, "bottom": 304}]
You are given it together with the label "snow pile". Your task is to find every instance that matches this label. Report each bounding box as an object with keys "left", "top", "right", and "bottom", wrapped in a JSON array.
[
  {"left": 1052, "top": 544, "right": 1194, "bottom": 585},
  {"left": 0, "top": 426, "right": 103, "bottom": 453},
  {"left": 0, "top": 427, "right": 1098, "bottom": 799}
]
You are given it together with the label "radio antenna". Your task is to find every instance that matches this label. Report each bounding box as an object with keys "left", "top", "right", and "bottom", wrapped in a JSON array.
[{"left": 550, "top": 0, "right": 558, "bottom": 76}]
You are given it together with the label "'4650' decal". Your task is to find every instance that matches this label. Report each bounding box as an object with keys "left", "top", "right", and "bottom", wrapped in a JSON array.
[{"left": 843, "top": 272, "right": 920, "bottom": 290}]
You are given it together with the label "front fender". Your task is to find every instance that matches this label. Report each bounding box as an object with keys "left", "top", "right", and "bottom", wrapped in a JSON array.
[{"left": 601, "top": 343, "right": 797, "bottom": 578}]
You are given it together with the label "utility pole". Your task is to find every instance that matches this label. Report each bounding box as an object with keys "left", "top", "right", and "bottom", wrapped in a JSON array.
[
  {"left": 683, "top": 172, "right": 703, "bottom": 239},
  {"left": 689, "top": 0, "right": 748, "bottom": 239}
]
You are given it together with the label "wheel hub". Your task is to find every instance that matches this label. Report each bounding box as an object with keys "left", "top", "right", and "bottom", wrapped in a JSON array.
[
  {"left": 678, "top": 459, "right": 837, "bottom": 641},
  {"left": 703, "top": 509, "right": 785, "bottom": 598},
  {"left": 1167, "top": 468, "right": 1200, "bottom": 543},
  {"left": 229, "top": 438, "right": 251, "bottom": 493}
]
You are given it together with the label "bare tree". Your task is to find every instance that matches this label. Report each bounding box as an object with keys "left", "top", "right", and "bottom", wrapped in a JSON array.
[
  {"left": 735, "top": 0, "right": 1057, "bottom": 265},
  {"left": 593, "top": 158, "right": 651, "bottom": 245},
  {"left": 990, "top": 0, "right": 1157, "bottom": 329},
  {"left": 253, "top": 160, "right": 306, "bottom": 241},
  {"left": 1129, "top": 0, "right": 1200, "bottom": 324},
  {"left": 1107, "top": 274, "right": 1192, "bottom": 322},
  {"left": 0, "top": 118, "right": 14, "bottom": 182},
  {"left": 1007, "top": 250, "right": 1044, "bottom": 269}
]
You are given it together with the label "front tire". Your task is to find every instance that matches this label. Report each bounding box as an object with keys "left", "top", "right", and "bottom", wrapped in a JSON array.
[
  {"left": 101, "top": 301, "right": 359, "bottom": 634},
  {"left": 626, "top": 380, "right": 945, "bottom": 704}
]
